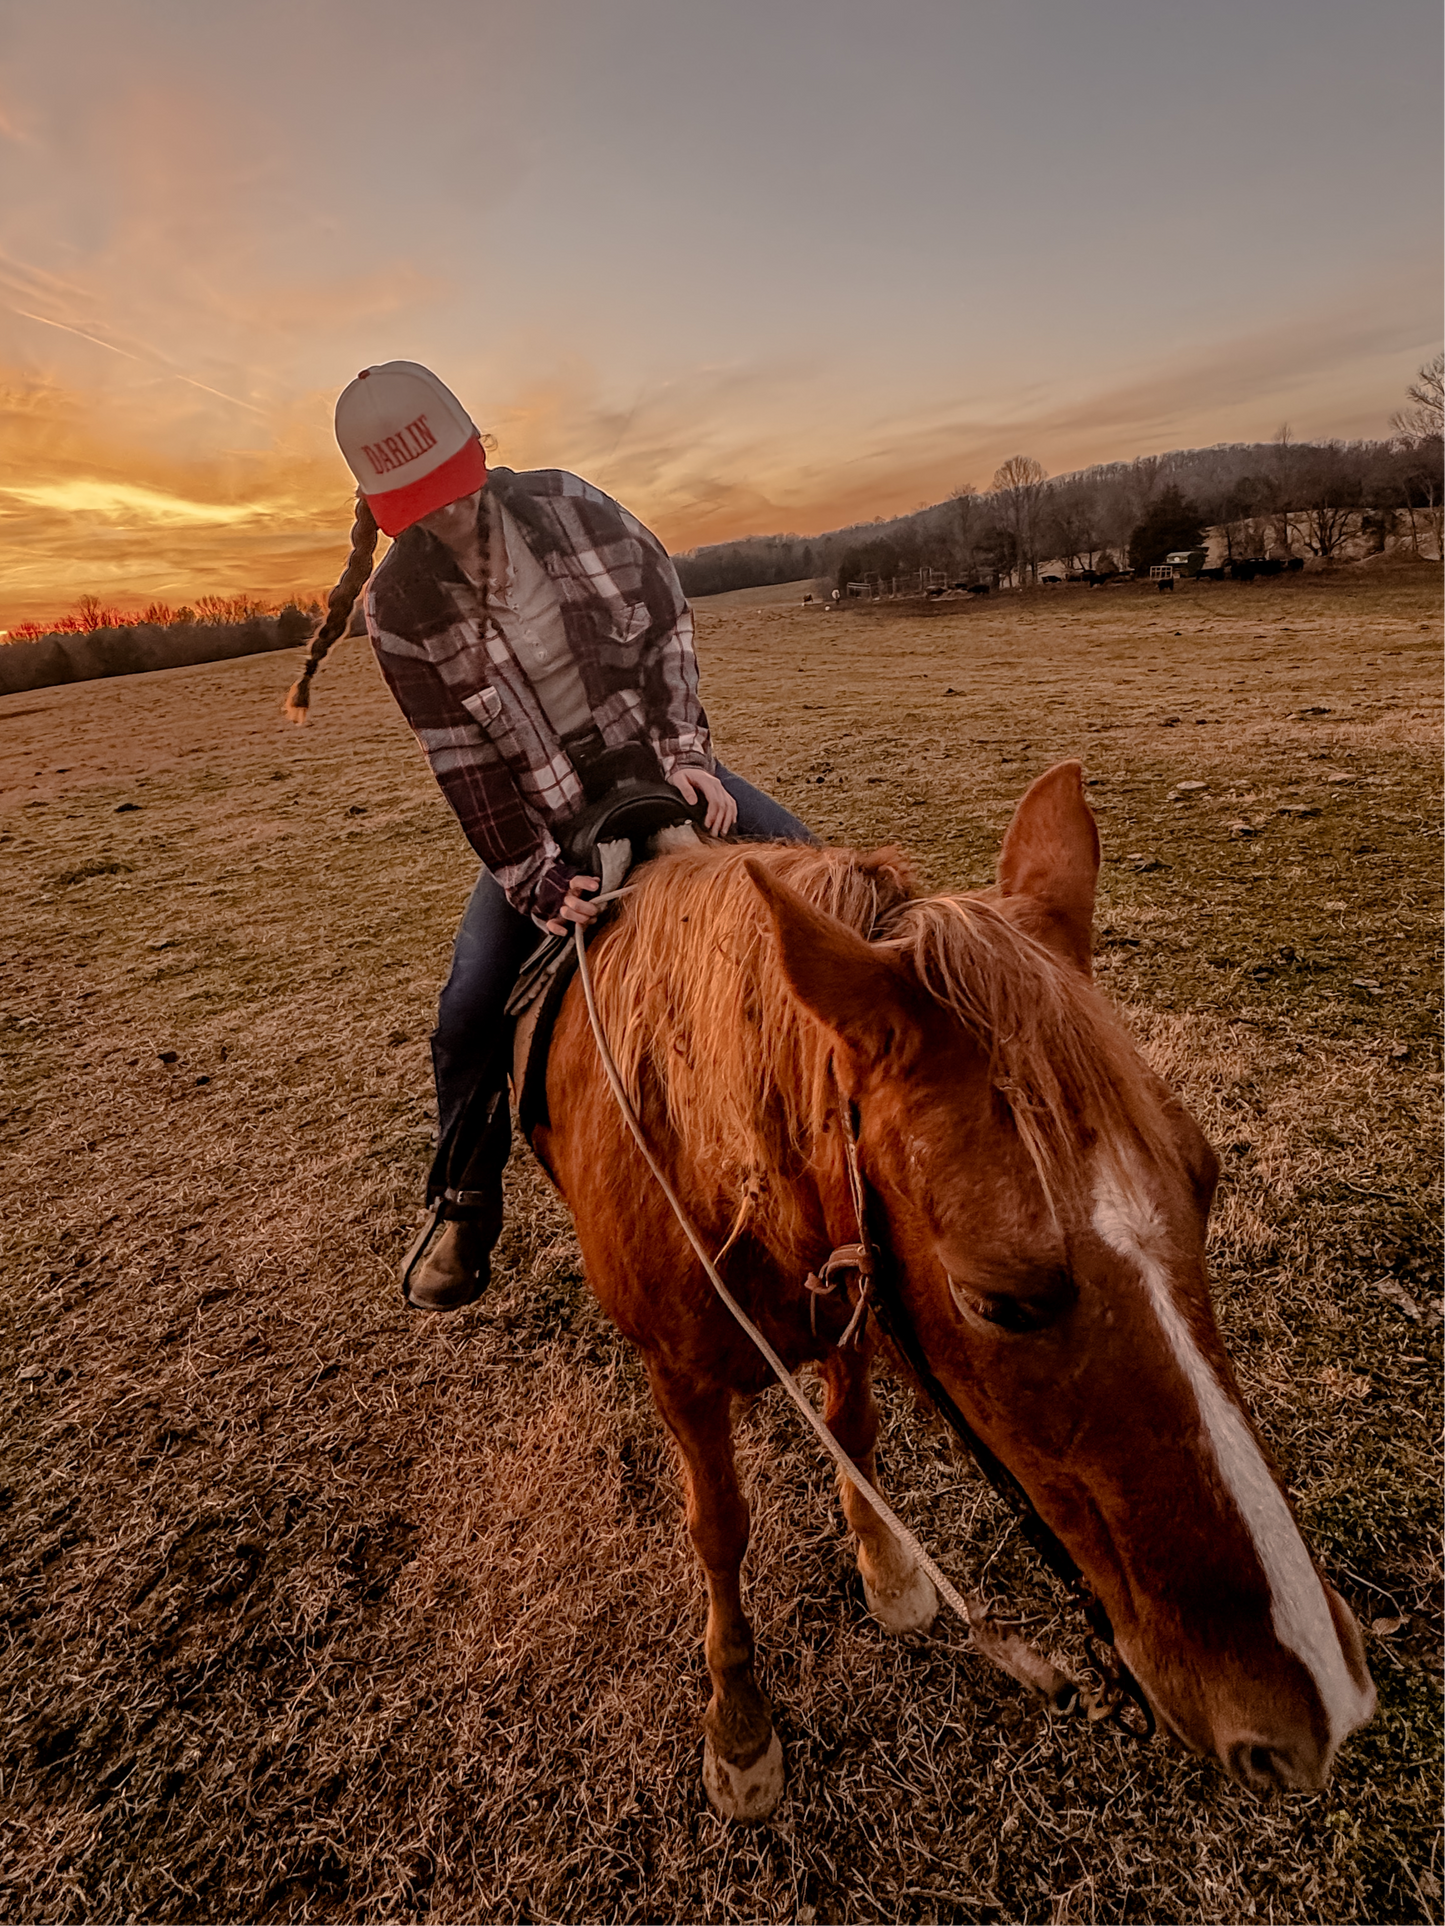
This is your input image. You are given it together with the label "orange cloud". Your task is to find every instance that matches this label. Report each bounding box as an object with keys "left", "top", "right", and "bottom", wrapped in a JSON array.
[
  {"left": 0, "top": 366, "right": 355, "bottom": 624},
  {"left": 0, "top": 0, "right": 1436, "bottom": 625},
  {"left": 0, "top": 187, "right": 459, "bottom": 623},
  {"left": 1, "top": 273, "right": 1432, "bottom": 627},
  {"left": 467, "top": 288, "right": 1433, "bottom": 556}
]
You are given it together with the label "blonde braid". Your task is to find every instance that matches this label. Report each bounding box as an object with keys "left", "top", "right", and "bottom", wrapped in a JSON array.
[{"left": 282, "top": 492, "right": 380, "bottom": 722}]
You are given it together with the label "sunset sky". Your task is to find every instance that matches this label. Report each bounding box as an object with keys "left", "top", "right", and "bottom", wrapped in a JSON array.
[{"left": 1, "top": 0, "right": 1439, "bottom": 623}]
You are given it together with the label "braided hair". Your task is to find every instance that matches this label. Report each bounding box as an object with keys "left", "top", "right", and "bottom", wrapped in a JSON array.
[
  {"left": 282, "top": 486, "right": 495, "bottom": 722},
  {"left": 282, "top": 491, "right": 379, "bottom": 722}
]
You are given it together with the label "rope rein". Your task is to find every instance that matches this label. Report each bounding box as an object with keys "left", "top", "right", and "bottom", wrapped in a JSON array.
[{"left": 571, "top": 921, "right": 1088, "bottom": 1715}]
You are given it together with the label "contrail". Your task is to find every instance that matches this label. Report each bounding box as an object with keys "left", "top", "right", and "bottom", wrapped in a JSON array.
[
  {"left": 9, "top": 305, "right": 268, "bottom": 416},
  {"left": 171, "top": 372, "right": 268, "bottom": 417},
  {"left": 12, "top": 307, "right": 141, "bottom": 359}
]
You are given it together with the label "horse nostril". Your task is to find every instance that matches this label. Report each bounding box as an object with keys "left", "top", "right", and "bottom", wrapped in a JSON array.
[
  {"left": 1225, "top": 1739, "right": 1283, "bottom": 1790},
  {"left": 1224, "top": 1737, "right": 1328, "bottom": 1792}
]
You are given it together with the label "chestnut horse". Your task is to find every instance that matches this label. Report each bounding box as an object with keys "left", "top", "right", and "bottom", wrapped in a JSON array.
[{"left": 530, "top": 762, "right": 1374, "bottom": 1819}]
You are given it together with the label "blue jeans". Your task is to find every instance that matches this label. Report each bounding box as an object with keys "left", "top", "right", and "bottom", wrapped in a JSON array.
[{"left": 427, "top": 764, "right": 814, "bottom": 1196}]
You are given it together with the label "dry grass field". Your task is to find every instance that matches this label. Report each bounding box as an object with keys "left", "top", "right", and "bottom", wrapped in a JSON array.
[{"left": 2, "top": 562, "right": 1440, "bottom": 1924}]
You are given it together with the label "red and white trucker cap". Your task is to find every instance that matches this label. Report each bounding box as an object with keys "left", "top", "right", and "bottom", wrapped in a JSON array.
[{"left": 334, "top": 361, "right": 487, "bottom": 536}]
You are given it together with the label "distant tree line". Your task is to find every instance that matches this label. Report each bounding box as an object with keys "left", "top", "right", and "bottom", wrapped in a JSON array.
[
  {"left": 0, "top": 604, "right": 325, "bottom": 698},
  {"left": 668, "top": 536, "right": 830, "bottom": 600},
  {"left": 671, "top": 355, "right": 1443, "bottom": 596},
  {"left": 5, "top": 593, "right": 319, "bottom": 646}
]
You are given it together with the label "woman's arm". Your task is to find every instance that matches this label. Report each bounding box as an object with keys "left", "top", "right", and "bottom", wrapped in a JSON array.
[
  {"left": 611, "top": 510, "right": 734, "bottom": 829},
  {"left": 370, "top": 632, "right": 580, "bottom": 926},
  {"left": 620, "top": 509, "right": 714, "bottom": 778}
]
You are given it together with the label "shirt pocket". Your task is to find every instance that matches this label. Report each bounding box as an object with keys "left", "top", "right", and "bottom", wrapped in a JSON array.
[
  {"left": 623, "top": 599, "right": 653, "bottom": 642},
  {"left": 595, "top": 602, "right": 652, "bottom": 677}
]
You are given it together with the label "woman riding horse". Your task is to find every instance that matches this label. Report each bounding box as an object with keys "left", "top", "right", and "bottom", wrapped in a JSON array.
[{"left": 284, "top": 360, "right": 812, "bottom": 1311}]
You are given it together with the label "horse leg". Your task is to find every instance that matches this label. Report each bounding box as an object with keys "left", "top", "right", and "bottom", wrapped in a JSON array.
[
  {"left": 818, "top": 1347, "right": 938, "bottom": 1634},
  {"left": 647, "top": 1363, "right": 784, "bottom": 1821}
]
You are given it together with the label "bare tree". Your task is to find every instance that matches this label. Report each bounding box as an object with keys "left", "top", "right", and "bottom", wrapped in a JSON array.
[
  {"left": 991, "top": 456, "right": 1048, "bottom": 585},
  {"left": 1207, "top": 475, "right": 1264, "bottom": 561},
  {"left": 1268, "top": 423, "right": 1299, "bottom": 555},
  {"left": 1391, "top": 354, "right": 1444, "bottom": 558},
  {"left": 1125, "top": 455, "right": 1163, "bottom": 525},
  {"left": 1297, "top": 442, "right": 1360, "bottom": 560},
  {"left": 1044, "top": 477, "right": 1102, "bottom": 573},
  {"left": 1392, "top": 351, "right": 1444, "bottom": 441},
  {"left": 976, "top": 518, "right": 1018, "bottom": 588},
  {"left": 1421, "top": 491, "right": 1444, "bottom": 560},
  {"left": 1394, "top": 433, "right": 1445, "bottom": 562},
  {"left": 948, "top": 484, "right": 980, "bottom": 576},
  {"left": 1082, "top": 465, "right": 1143, "bottom": 566}
]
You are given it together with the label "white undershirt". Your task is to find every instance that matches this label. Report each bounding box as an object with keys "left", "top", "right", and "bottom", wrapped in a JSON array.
[{"left": 485, "top": 496, "right": 591, "bottom": 740}]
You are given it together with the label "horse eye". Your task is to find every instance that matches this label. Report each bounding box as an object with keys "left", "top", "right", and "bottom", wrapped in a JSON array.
[
  {"left": 975, "top": 1295, "right": 1053, "bottom": 1333},
  {"left": 951, "top": 1274, "right": 1073, "bottom": 1334}
]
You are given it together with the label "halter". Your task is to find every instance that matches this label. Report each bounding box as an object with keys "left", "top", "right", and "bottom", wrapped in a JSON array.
[
  {"left": 819, "top": 1090, "right": 1155, "bottom": 1739},
  {"left": 572, "top": 919, "right": 1154, "bottom": 1741}
]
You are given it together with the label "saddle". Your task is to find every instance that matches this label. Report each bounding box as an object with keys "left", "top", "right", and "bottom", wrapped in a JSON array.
[
  {"left": 558, "top": 738, "right": 707, "bottom": 871},
  {"left": 507, "top": 750, "right": 706, "bottom": 1137}
]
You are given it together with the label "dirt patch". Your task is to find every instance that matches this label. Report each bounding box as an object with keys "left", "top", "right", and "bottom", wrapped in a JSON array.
[{"left": 1, "top": 566, "right": 1441, "bottom": 1922}]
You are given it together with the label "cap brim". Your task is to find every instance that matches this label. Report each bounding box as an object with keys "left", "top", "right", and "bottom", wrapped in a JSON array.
[{"left": 365, "top": 436, "right": 488, "bottom": 536}]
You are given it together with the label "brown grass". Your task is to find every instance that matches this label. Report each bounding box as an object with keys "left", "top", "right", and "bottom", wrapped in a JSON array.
[{"left": 1, "top": 565, "right": 1440, "bottom": 1923}]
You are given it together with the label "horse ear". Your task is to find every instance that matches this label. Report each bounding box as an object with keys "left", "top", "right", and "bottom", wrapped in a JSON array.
[
  {"left": 995, "top": 760, "right": 1100, "bottom": 976},
  {"left": 745, "top": 859, "right": 920, "bottom": 1061}
]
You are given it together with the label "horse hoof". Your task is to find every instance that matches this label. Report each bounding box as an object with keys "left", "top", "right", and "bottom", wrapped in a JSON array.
[
  {"left": 864, "top": 1564, "right": 938, "bottom": 1634},
  {"left": 702, "top": 1729, "right": 784, "bottom": 1821}
]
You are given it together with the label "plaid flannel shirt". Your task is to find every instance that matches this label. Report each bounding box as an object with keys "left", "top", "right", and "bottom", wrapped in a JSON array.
[{"left": 364, "top": 467, "right": 712, "bottom": 925}]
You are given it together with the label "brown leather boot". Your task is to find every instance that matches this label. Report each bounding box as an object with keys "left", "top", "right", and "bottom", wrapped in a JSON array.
[{"left": 401, "top": 1205, "right": 494, "bottom": 1311}]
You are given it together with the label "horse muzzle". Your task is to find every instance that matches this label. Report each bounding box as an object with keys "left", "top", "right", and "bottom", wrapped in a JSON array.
[{"left": 1224, "top": 1734, "right": 1336, "bottom": 1792}]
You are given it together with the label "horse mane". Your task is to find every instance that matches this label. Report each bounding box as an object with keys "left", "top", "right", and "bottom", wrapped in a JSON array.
[{"left": 591, "top": 839, "right": 1177, "bottom": 1215}]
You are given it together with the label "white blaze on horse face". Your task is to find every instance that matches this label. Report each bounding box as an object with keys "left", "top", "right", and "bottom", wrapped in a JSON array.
[{"left": 1091, "top": 1164, "right": 1374, "bottom": 1754}]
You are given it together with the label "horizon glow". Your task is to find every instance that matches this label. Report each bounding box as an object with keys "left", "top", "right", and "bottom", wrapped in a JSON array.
[{"left": 1, "top": 0, "right": 1439, "bottom": 624}]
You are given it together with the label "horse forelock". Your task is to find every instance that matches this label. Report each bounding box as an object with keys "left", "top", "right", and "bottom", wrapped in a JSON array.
[
  {"left": 878, "top": 891, "right": 1183, "bottom": 1213},
  {"left": 593, "top": 840, "right": 1180, "bottom": 1220}
]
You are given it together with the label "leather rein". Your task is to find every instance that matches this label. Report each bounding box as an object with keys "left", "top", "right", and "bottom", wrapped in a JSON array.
[
  {"left": 569, "top": 912, "right": 1153, "bottom": 1740},
  {"left": 817, "top": 1092, "right": 1155, "bottom": 1741}
]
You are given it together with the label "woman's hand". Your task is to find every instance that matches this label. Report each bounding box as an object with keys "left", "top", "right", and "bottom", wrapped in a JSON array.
[
  {"left": 544, "top": 873, "right": 603, "bottom": 938},
  {"left": 668, "top": 767, "right": 738, "bottom": 836}
]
